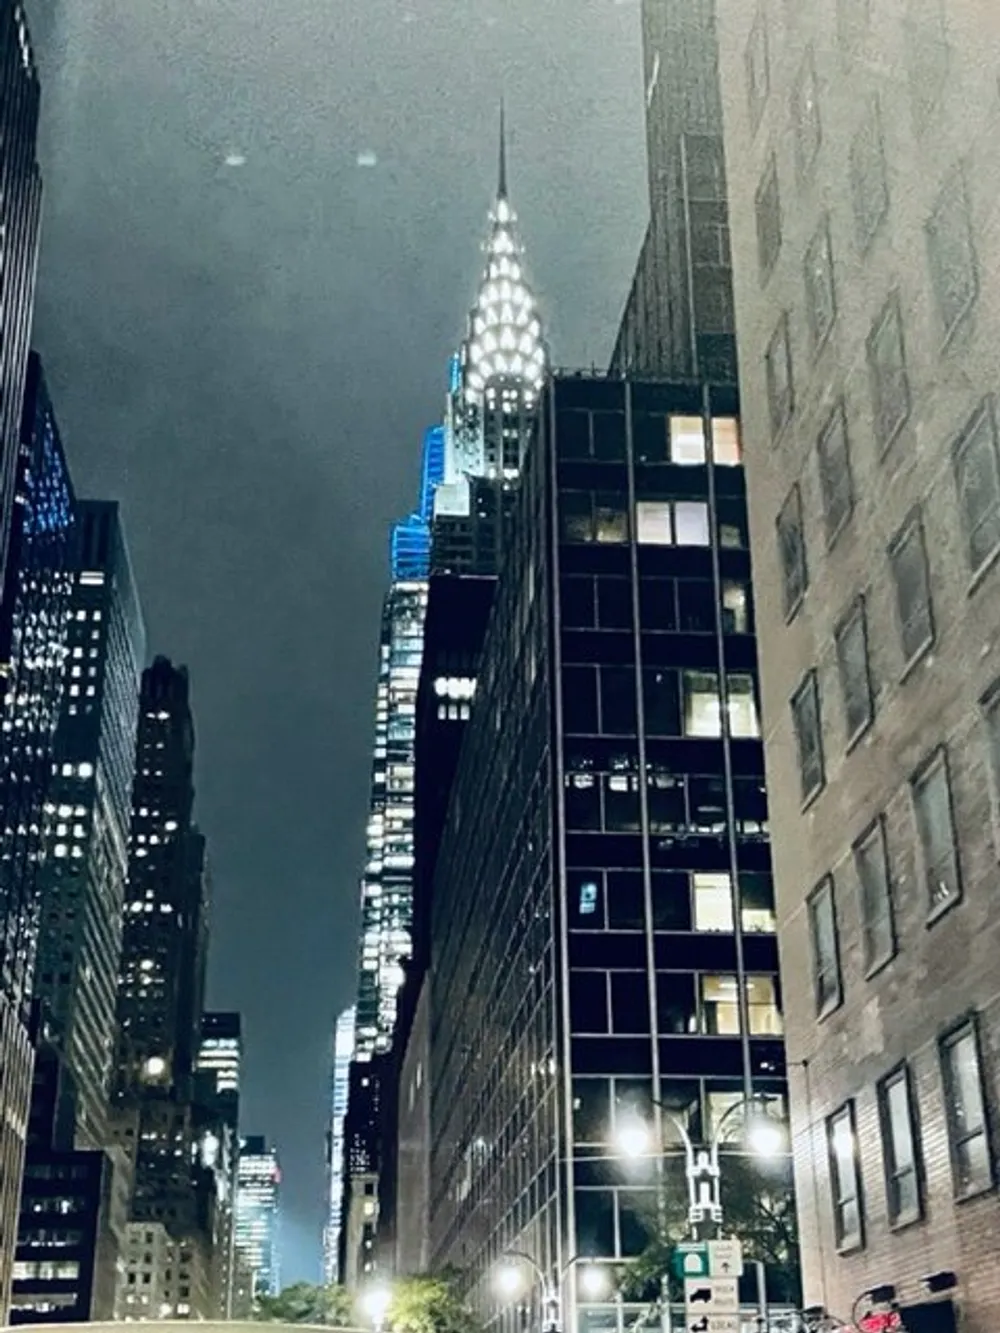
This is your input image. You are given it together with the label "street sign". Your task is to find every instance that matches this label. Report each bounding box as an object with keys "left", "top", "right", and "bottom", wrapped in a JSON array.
[
  {"left": 684, "top": 1278, "right": 739, "bottom": 1315},
  {"left": 683, "top": 1316, "right": 739, "bottom": 1333},
  {"left": 672, "top": 1242, "right": 709, "bottom": 1279},
  {"left": 707, "top": 1238, "right": 743, "bottom": 1278}
]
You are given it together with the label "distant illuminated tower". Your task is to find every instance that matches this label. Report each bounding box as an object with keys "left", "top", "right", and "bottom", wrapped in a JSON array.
[
  {"left": 322, "top": 1006, "right": 355, "bottom": 1284},
  {"left": 235, "top": 1136, "right": 280, "bottom": 1297},
  {"left": 353, "top": 426, "right": 444, "bottom": 1060},
  {"left": 433, "top": 107, "right": 547, "bottom": 575}
]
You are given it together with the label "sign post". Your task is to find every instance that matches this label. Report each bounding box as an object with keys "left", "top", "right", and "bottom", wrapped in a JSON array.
[{"left": 677, "top": 1238, "right": 744, "bottom": 1333}]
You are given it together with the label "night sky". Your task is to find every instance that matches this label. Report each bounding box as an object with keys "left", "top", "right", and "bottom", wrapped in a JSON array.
[{"left": 25, "top": 0, "right": 646, "bottom": 1281}]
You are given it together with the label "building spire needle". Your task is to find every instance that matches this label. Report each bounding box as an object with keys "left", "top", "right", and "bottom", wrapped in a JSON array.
[{"left": 498, "top": 97, "right": 507, "bottom": 198}]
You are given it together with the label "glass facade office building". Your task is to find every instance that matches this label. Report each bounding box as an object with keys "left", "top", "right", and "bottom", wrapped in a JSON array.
[{"left": 429, "top": 374, "right": 789, "bottom": 1329}]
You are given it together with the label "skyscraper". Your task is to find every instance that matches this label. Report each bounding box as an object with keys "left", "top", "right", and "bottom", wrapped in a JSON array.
[
  {"left": 427, "top": 374, "right": 794, "bottom": 1330},
  {"left": 32, "top": 500, "right": 145, "bottom": 1151},
  {"left": 714, "top": 4, "right": 999, "bottom": 1328},
  {"left": 117, "top": 658, "right": 206, "bottom": 1100},
  {"left": 1, "top": 357, "right": 79, "bottom": 1324},
  {"left": 432, "top": 113, "right": 546, "bottom": 577},
  {"left": 610, "top": 0, "right": 735, "bottom": 387},
  {"left": 0, "top": 1, "right": 43, "bottom": 593},
  {"left": 197, "top": 1012, "right": 242, "bottom": 1113},
  {"left": 195, "top": 1012, "right": 242, "bottom": 1317},
  {"left": 117, "top": 658, "right": 218, "bottom": 1320},
  {"left": 322, "top": 1006, "right": 355, "bottom": 1285},
  {"left": 235, "top": 1136, "right": 280, "bottom": 1298},
  {"left": 0, "top": 9, "right": 46, "bottom": 1316}
]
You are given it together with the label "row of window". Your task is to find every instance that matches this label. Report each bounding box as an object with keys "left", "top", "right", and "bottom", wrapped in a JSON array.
[
  {"left": 569, "top": 970, "right": 783, "bottom": 1038},
  {"left": 561, "top": 494, "right": 748, "bottom": 550},
  {"left": 567, "top": 868, "right": 775, "bottom": 935},
  {"left": 807, "top": 740, "right": 966, "bottom": 1017},
  {"left": 789, "top": 404, "right": 1000, "bottom": 796},
  {"left": 827, "top": 1017, "right": 991, "bottom": 1251},
  {"left": 563, "top": 666, "right": 759, "bottom": 741},
  {"left": 561, "top": 575, "right": 751, "bottom": 636},
  {"left": 557, "top": 411, "right": 742, "bottom": 466}
]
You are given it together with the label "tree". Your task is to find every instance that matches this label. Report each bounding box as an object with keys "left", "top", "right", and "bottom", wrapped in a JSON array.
[
  {"left": 387, "top": 1272, "right": 480, "bottom": 1333},
  {"left": 617, "top": 1152, "right": 801, "bottom": 1306},
  {"left": 254, "top": 1281, "right": 357, "bottom": 1326}
]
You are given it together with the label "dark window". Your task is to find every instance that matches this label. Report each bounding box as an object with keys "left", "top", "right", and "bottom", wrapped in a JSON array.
[
  {"left": 604, "top": 774, "right": 641, "bottom": 832},
  {"left": 911, "top": 749, "right": 961, "bottom": 915},
  {"left": 597, "top": 578, "right": 633, "bottom": 630},
  {"left": 828, "top": 1102, "right": 863, "bottom": 1249},
  {"left": 600, "top": 667, "right": 637, "bottom": 734},
  {"left": 610, "top": 972, "right": 651, "bottom": 1034},
  {"left": 646, "top": 773, "right": 686, "bottom": 835},
  {"left": 817, "top": 400, "right": 853, "bottom": 543},
  {"left": 926, "top": 166, "right": 978, "bottom": 337},
  {"left": 792, "top": 670, "right": 825, "bottom": 804},
  {"left": 766, "top": 314, "right": 794, "bottom": 436},
  {"left": 755, "top": 155, "right": 782, "bottom": 279},
  {"left": 572, "top": 1078, "right": 610, "bottom": 1142},
  {"left": 983, "top": 687, "right": 1000, "bottom": 848},
  {"left": 643, "top": 669, "right": 680, "bottom": 736},
  {"left": 854, "top": 818, "right": 894, "bottom": 972},
  {"left": 835, "top": 597, "right": 873, "bottom": 741},
  {"left": 878, "top": 1066, "right": 922, "bottom": 1226},
  {"left": 560, "top": 577, "right": 595, "bottom": 628},
  {"left": 745, "top": 10, "right": 770, "bottom": 130},
  {"left": 808, "top": 876, "right": 841, "bottom": 1016},
  {"left": 557, "top": 410, "right": 592, "bottom": 459},
  {"left": 570, "top": 972, "right": 609, "bottom": 1033},
  {"left": 905, "top": 0, "right": 949, "bottom": 131},
  {"left": 868, "top": 295, "right": 910, "bottom": 451},
  {"left": 606, "top": 871, "right": 645, "bottom": 930},
  {"left": 562, "top": 666, "right": 599, "bottom": 733},
  {"left": 565, "top": 774, "right": 601, "bottom": 831},
  {"left": 639, "top": 579, "right": 677, "bottom": 631},
  {"left": 677, "top": 580, "right": 715, "bottom": 632},
  {"left": 791, "top": 48, "right": 822, "bottom": 175},
  {"left": 656, "top": 973, "right": 697, "bottom": 1034},
  {"left": 574, "top": 1189, "right": 615, "bottom": 1255},
  {"left": 651, "top": 870, "right": 691, "bottom": 931},
  {"left": 804, "top": 218, "right": 836, "bottom": 349},
  {"left": 889, "top": 514, "right": 933, "bottom": 663},
  {"left": 776, "top": 486, "right": 808, "bottom": 618},
  {"left": 592, "top": 411, "right": 626, "bottom": 461},
  {"left": 850, "top": 99, "right": 889, "bottom": 250},
  {"left": 953, "top": 399, "right": 1000, "bottom": 574},
  {"left": 940, "top": 1020, "right": 992, "bottom": 1198}
]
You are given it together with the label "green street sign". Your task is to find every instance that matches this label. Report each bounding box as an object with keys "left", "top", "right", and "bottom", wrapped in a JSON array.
[{"left": 671, "top": 1242, "right": 709, "bottom": 1279}]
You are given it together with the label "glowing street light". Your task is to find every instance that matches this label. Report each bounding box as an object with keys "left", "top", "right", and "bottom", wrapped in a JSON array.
[
  {"left": 613, "top": 1094, "right": 788, "bottom": 1239},
  {"left": 362, "top": 1285, "right": 392, "bottom": 1333},
  {"left": 494, "top": 1253, "right": 609, "bottom": 1332}
]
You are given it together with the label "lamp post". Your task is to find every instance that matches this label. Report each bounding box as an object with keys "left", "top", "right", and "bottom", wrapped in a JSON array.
[
  {"left": 495, "top": 1252, "right": 608, "bottom": 1333},
  {"left": 617, "top": 1092, "right": 785, "bottom": 1242}
]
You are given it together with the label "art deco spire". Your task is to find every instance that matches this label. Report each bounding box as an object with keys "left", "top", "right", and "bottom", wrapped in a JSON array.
[{"left": 462, "top": 108, "right": 546, "bottom": 406}]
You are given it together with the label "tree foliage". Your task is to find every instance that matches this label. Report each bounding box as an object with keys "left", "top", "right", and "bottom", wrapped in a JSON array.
[
  {"left": 617, "top": 1152, "right": 801, "bottom": 1306},
  {"left": 254, "top": 1280, "right": 356, "bottom": 1325},
  {"left": 252, "top": 1271, "right": 480, "bottom": 1333}
]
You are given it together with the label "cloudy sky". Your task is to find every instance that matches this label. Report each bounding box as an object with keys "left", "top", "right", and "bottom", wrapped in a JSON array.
[{"left": 27, "top": 0, "right": 646, "bottom": 1279}]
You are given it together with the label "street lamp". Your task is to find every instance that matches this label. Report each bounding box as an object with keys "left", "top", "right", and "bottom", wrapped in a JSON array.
[
  {"left": 614, "top": 1093, "right": 787, "bottom": 1240},
  {"left": 494, "top": 1252, "right": 609, "bottom": 1332},
  {"left": 361, "top": 1284, "right": 392, "bottom": 1333}
]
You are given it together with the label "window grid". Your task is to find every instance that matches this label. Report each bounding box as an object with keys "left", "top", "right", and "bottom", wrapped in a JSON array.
[
  {"left": 835, "top": 596, "right": 873, "bottom": 744},
  {"left": 792, "top": 670, "right": 824, "bottom": 805},
  {"left": 878, "top": 1066, "right": 922, "bottom": 1227},
  {"left": 808, "top": 876, "right": 841, "bottom": 1018},
  {"left": 827, "top": 1102, "right": 863, "bottom": 1249},
  {"left": 911, "top": 749, "right": 961, "bottom": 916},
  {"left": 889, "top": 513, "right": 934, "bottom": 666},
  {"left": 953, "top": 398, "right": 1000, "bottom": 576},
  {"left": 766, "top": 315, "right": 794, "bottom": 438},
  {"left": 776, "top": 485, "right": 808, "bottom": 620},
  {"left": 940, "top": 1021, "right": 992, "bottom": 1199},
  {"left": 867, "top": 294, "right": 911, "bottom": 453},
  {"left": 816, "top": 400, "right": 854, "bottom": 544},
  {"left": 853, "top": 817, "right": 894, "bottom": 974}
]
